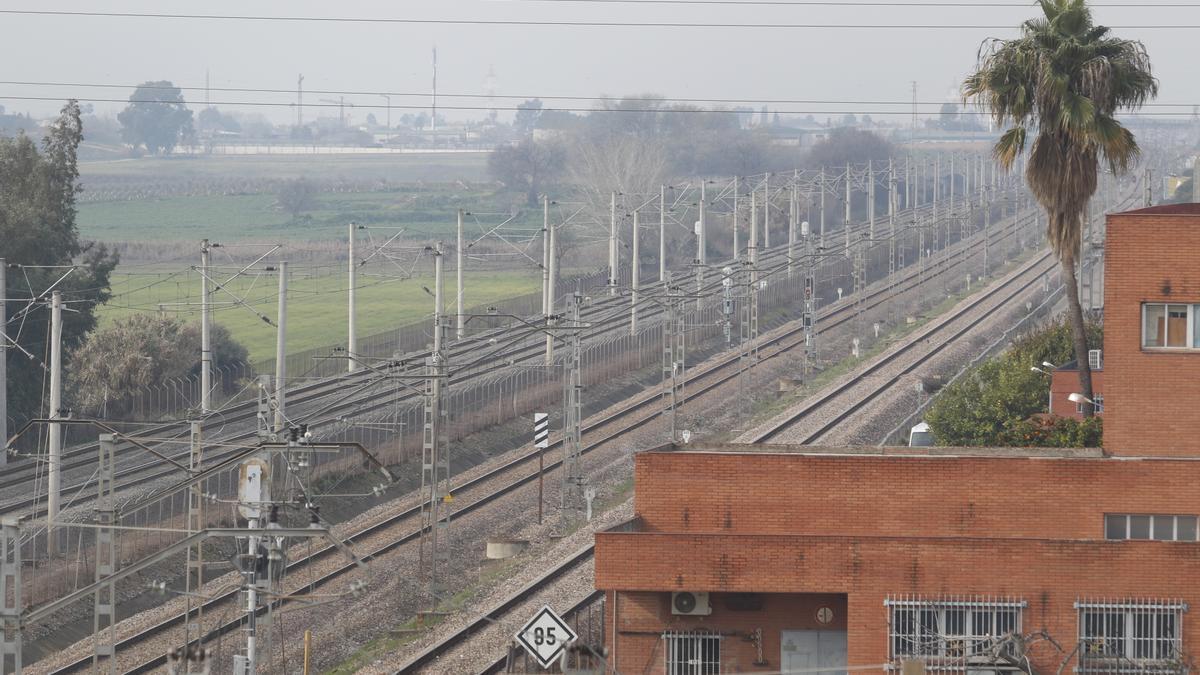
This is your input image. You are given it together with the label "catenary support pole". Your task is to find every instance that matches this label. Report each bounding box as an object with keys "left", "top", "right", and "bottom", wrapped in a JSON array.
[
  {"left": 347, "top": 224, "right": 357, "bottom": 372},
  {"left": 546, "top": 207, "right": 557, "bottom": 365},
  {"left": 788, "top": 183, "right": 797, "bottom": 279},
  {"left": 274, "top": 261, "right": 288, "bottom": 433},
  {"left": 868, "top": 160, "right": 876, "bottom": 239},
  {"left": 542, "top": 196, "right": 550, "bottom": 323},
  {"left": 819, "top": 168, "right": 826, "bottom": 250},
  {"left": 732, "top": 177, "right": 739, "bottom": 259},
  {"left": 698, "top": 181, "right": 707, "bottom": 264},
  {"left": 763, "top": 175, "right": 770, "bottom": 250},
  {"left": 631, "top": 210, "right": 640, "bottom": 335},
  {"left": 47, "top": 290, "right": 63, "bottom": 551},
  {"left": 0, "top": 258, "right": 5, "bottom": 466},
  {"left": 200, "top": 240, "right": 212, "bottom": 411},
  {"left": 659, "top": 186, "right": 667, "bottom": 282},
  {"left": 609, "top": 192, "right": 618, "bottom": 295},
  {"left": 456, "top": 209, "right": 465, "bottom": 340}
]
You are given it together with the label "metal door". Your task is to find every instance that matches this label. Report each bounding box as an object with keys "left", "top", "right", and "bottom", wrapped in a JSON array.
[{"left": 781, "top": 630, "right": 847, "bottom": 675}]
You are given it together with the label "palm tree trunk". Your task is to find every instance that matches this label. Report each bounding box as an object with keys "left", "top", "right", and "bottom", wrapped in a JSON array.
[{"left": 1060, "top": 251, "right": 1095, "bottom": 418}]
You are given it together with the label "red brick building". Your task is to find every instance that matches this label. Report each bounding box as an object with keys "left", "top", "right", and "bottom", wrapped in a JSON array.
[
  {"left": 593, "top": 204, "right": 1200, "bottom": 674},
  {"left": 1103, "top": 204, "right": 1200, "bottom": 456},
  {"left": 1048, "top": 361, "right": 1104, "bottom": 419},
  {"left": 595, "top": 446, "right": 1200, "bottom": 674}
]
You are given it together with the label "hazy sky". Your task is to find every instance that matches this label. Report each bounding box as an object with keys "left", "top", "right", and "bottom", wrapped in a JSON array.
[{"left": 1, "top": 1, "right": 1195, "bottom": 125}]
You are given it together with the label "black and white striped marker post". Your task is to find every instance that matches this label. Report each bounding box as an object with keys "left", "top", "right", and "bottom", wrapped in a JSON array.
[{"left": 534, "top": 413, "right": 549, "bottom": 524}]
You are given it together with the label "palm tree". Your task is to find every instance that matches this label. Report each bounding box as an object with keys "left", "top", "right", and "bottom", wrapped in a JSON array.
[{"left": 963, "top": 0, "right": 1157, "bottom": 418}]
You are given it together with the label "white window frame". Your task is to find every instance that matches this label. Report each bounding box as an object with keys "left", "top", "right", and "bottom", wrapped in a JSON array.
[
  {"left": 1077, "top": 599, "right": 1187, "bottom": 674},
  {"left": 886, "top": 596, "right": 1025, "bottom": 671},
  {"left": 1142, "top": 303, "right": 1200, "bottom": 350},
  {"left": 1103, "top": 514, "right": 1199, "bottom": 542},
  {"left": 664, "top": 631, "right": 721, "bottom": 675}
]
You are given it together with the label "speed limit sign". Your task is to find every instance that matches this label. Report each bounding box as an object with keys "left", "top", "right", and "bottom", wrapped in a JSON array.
[{"left": 515, "top": 605, "right": 578, "bottom": 669}]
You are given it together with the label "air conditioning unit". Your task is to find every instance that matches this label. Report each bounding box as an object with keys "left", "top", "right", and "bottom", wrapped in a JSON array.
[
  {"left": 1088, "top": 349, "right": 1103, "bottom": 370},
  {"left": 672, "top": 591, "right": 713, "bottom": 616}
]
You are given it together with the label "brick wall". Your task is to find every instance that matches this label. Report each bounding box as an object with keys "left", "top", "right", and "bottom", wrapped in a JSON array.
[
  {"left": 608, "top": 591, "right": 846, "bottom": 674},
  {"left": 632, "top": 450, "right": 1200, "bottom": 539},
  {"left": 1104, "top": 205, "right": 1200, "bottom": 455},
  {"left": 596, "top": 533, "right": 1200, "bottom": 674}
]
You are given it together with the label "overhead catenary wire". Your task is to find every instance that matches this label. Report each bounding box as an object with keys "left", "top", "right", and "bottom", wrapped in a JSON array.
[
  {"left": 3, "top": 9, "right": 1200, "bottom": 29},
  {"left": 5, "top": 79, "right": 1200, "bottom": 109},
  {"left": 498, "top": 0, "right": 1200, "bottom": 5}
]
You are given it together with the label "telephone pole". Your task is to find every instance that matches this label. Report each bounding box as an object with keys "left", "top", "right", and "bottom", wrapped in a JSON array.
[
  {"left": 47, "top": 290, "right": 63, "bottom": 549},
  {"left": 348, "top": 223, "right": 358, "bottom": 373}
]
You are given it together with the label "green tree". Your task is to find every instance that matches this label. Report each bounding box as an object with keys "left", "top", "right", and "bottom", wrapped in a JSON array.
[
  {"left": 69, "top": 315, "right": 247, "bottom": 418},
  {"left": 117, "top": 80, "right": 194, "bottom": 154},
  {"left": 276, "top": 177, "right": 319, "bottom": 219},
  {"left": 926, "top": 319, "right": 1102, "bottom": 446},
  {"left": 963, "top": 0, "right": 1157, "bottom": 417},
  {"left": 1, "top": 101, "right": 118, "bottom": 429},
  {"left": 513, "top": 99, "right": 544, "bottom": 136},
  {"left": 805, "top": 127, "right": 894, "bottom": 171},
  {"left": 488, "top": 138, "right": 566, "bottom": 206}
]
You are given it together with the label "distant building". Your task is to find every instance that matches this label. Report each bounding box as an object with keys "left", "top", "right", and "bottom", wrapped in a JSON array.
[{"left": 1048, "top": 359, "right": 1104, "bottom": 419}]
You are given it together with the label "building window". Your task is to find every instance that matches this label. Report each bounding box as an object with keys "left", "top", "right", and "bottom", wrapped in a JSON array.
[
  {"left": 665, "top": 632, "right": 720, "bottom": 675},
  {"left": 1077, "top": 394, "right": 1104, "bottom": 414},
  {"left": 1078, "top": 599, "right": 1187, "bottom": 673},
  {"left": 1143, "top": 303, "right": 1200, "bottom": 349},
  {"left": 1104, "top": 514, "right": 1198, "bottom": 541},
  {"left": 886, "top": 596, "right": 1024, "bottom": 670}
]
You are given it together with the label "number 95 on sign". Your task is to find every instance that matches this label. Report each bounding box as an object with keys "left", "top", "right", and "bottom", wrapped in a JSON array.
[{"left": 515, "top": 605, "right": 579, "bottom": 669}]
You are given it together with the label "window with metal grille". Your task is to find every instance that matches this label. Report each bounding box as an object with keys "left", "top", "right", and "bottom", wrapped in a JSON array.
[
  {"left": 1104, "top": 514, "right": 1199, "bottom": 542},
  {"left": 1078, "top": 600, "right": 1186, "bottom": 673},
  {"left": 886, "top": 596, "right": 1025, "bottom": 670},
  {"left": 665, "top": 631, "right": 721, "bottom": 675}
]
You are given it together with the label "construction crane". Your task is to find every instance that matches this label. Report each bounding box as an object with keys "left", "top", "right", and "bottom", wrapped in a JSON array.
[{"left": 319, "top": 96, "right": 354, "bottom": 129}]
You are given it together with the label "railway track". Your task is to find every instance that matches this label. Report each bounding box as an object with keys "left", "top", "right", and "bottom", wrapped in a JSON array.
[
  {"left": 46, "top": 206, "right": 1036, "bottom": 675},
  {"left": 395, "top": 544, "right": 598, "bottom": 674},
  {"left": 347, "top": 230, "right": 1060, "bottom": 675},
  {"left": 745, "top": 188, "right": 1138, "bottom": 445},
  {"left": 5, "top": 196, "right": 1010, "bottom": 520},
  {"left": 746, "top": 248, "right": 1057, "bottom": 444}
]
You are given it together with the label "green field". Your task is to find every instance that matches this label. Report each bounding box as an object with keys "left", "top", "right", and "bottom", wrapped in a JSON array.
[
  {"left": 78, "top": 152, "right": 489, "bottom": 183},
  {"left": 100, "top": 266, "right": 542, "bottom": 364},
  {"left": 76, "top": 188, "right": 549, "bottom": 243}
]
